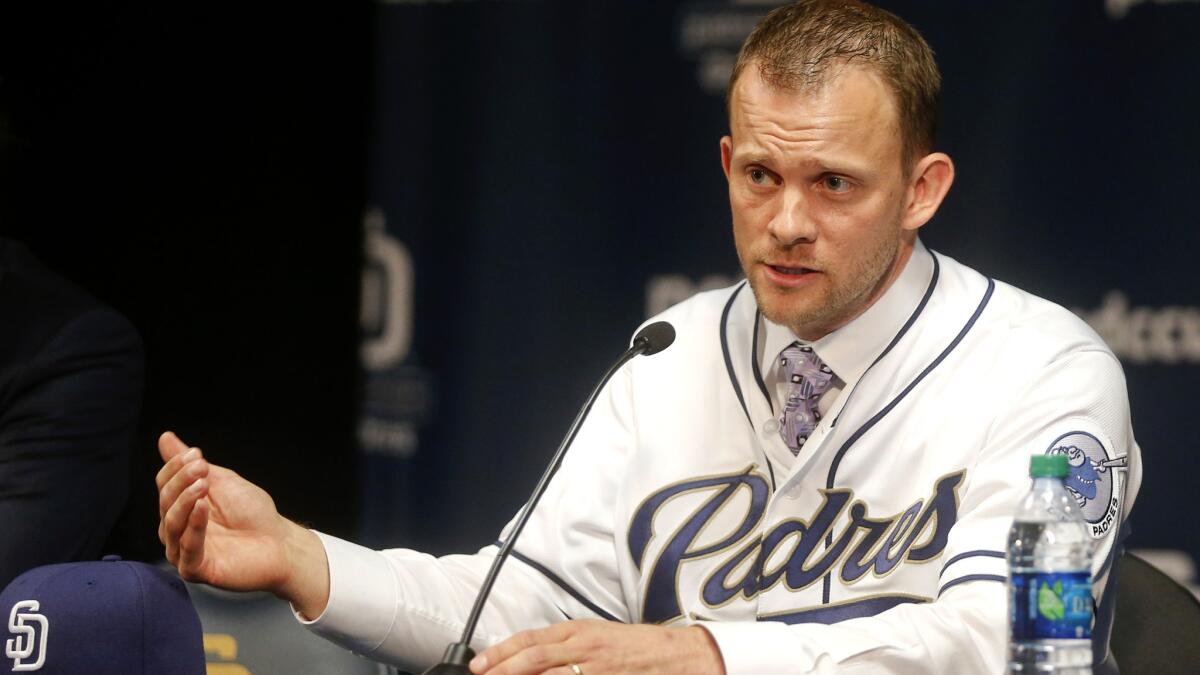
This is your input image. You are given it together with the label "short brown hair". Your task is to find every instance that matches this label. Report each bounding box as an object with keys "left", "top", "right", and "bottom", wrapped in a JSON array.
[{"left": 729, "top": 0, "right": 941, "bottom": 167}]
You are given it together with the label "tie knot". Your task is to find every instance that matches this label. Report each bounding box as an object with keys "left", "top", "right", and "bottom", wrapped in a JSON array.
[{"left": 779, "top": 343, "right": 834, "bottom": 386}]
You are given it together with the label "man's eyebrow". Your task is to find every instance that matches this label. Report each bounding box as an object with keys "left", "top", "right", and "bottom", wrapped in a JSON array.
[
  {"left": 730, "top": 149, "right": 773, "bottom": 165},
  {"left": 732, "top": 150, "right": 876, "bottom": 178},
  {"left": 815, "top": 159, "right": 876, "bottom": 178}
]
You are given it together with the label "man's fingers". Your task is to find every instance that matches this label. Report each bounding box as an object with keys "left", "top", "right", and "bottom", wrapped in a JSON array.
[
  {"left": 158, "top": 453, "right": 206, "bottom": 517},
  {"left": 474, "top": 628, "right": 541, "bottom": 671},
  {"left": 484, "top": 644, "right": 564, "bottom": 675},
  {"left": 477, "top": 622, "right": 714, "bottom": 675},
  {"left": 473, "top": 624, "right": 578, "bottom": 675},
  {"left": 157, "top": 430, "right": 190, "bottom": 463},
  {"left": 161, "top": 478, "right": 208, "bottom": 565},
  {"left": 156, "top": 442, "right": 201, "bottom": 491},
  {"left": 177, "top": 496, "right": 210, "bottom": 581}
]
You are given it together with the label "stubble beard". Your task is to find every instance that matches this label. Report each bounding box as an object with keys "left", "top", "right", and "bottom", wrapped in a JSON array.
[{"left": 743, "top": 228, "right": 902, "bottom": 339}]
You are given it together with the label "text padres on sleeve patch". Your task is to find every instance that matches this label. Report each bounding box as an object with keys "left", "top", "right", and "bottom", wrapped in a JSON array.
[{"left": 1044, "top": 430, "right": 1128, "bottom": 539}]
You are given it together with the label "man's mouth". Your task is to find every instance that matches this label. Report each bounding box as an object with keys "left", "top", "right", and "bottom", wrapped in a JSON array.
[
  {"left": 762, "top": 263, "right": 820, "bottom": 287},
  {"left": 768, "top": 264, "right": 814, "bottom": 275}
]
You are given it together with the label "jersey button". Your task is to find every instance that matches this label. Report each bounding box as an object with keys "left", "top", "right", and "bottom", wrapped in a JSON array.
[{"left": 763, "top": 419, "right": 779, "bottom": 434}]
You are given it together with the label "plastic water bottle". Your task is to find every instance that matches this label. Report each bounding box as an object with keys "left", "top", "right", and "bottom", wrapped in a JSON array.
[{"left": 1007, "top": 454, "right": 1093, "bottom": 674}]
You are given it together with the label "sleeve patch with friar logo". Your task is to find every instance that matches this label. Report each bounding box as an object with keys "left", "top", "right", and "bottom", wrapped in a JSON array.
[{"left": 1045, "top": 431, "right": 1128, "bottom": 539}]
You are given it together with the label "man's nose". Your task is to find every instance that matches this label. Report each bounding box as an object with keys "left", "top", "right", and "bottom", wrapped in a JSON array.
[{"left": 766, "top": 188, "right": 816, "bottom": 245}]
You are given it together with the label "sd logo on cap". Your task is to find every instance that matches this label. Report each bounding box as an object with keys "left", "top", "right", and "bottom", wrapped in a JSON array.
[{"left": 0, "top": 556, "right": 204, "bottom": 673}]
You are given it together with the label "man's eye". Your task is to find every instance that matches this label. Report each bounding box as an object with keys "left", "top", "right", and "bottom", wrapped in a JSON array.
[
  {"left": 823, "top": 175, "right": 850, "bottom": 192},
  {"left": 749, "top": 168, "right": 772, "bottom": 185}
]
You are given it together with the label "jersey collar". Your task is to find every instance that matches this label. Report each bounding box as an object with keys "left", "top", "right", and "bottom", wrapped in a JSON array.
[{"left": 758, "top": 239, "right": 935, "bottom": 388}]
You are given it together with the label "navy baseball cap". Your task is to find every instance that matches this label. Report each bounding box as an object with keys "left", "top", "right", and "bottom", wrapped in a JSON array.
[{"left": 0, "top": 556, "right": 204, "bottom": 674}]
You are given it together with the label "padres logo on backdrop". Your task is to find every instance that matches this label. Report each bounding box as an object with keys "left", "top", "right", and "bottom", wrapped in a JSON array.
[
  {"left": 6, "top": 600, "right": 48, "bottom": 671},
  {"left": 1046, "top": 432, "right": 1128, "bottom": 539}
]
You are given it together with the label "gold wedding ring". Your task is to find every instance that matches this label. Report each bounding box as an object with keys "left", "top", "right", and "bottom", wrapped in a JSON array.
[{"left": 569, "top": 665, "right": 584, "bottom": 675}]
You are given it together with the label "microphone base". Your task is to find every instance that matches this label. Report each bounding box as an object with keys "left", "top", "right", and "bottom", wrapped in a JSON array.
[{"left": 421, "top": 642, "right": 475, "bottom": 675}]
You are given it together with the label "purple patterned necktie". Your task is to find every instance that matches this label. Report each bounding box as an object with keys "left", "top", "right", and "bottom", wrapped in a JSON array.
[{"left": 778, "top": 343, "right": 835, "bottom": 455}]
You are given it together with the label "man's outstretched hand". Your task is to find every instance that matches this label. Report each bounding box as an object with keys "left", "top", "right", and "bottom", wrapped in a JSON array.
[
  {"left": 155, "top": 431, "right": 331, "bottom": 619},
  {"left": 468, "top": 620, "right": 726, "bottom": 675}
]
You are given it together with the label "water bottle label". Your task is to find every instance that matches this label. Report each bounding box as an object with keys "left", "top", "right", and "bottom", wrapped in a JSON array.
[{"left": 1010, "top": 571, "right": 1092, "bottom": 640}]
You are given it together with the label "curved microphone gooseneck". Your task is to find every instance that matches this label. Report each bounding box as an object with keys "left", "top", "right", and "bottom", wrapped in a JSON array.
[{"left": 423, "top": 321, "right": 676, "bottom": 675}]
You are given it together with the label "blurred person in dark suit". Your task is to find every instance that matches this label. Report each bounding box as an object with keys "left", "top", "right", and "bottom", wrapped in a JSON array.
[{"left": 0, "top": 237, "right": 143, "bottom": 589}]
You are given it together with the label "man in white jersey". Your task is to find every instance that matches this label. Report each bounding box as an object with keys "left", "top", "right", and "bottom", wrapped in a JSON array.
[{"left": 155, "top": 1, "right": 1142, "bottom": 673}]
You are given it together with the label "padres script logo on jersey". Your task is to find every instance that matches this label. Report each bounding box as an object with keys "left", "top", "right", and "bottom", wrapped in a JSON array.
[{"left": 628, "top": 467, "right": 964, "bottom": 623}]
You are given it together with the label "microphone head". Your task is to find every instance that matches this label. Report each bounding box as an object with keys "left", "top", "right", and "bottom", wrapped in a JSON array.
[{"left": 632, "top": 321, "right": 676, "bottom": 356}]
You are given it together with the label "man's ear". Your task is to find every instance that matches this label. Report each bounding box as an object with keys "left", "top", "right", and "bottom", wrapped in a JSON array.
[
  {"left": 720, "top": 136, "right": 733, "bottom": 181},
  {"left": 901, "top": 152, "right": 955, "bottom": 232}
]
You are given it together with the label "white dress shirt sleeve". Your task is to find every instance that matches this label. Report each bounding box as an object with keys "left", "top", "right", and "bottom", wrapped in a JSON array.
[{"left": 296, "top": 365, "right": 640, "bottom": 672}]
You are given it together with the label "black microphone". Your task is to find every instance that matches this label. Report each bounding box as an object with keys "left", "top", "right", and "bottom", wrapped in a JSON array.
[
  {"left": 423, "top": 321, "right": 676, "bottom": 675},
  {"left": 630, "top": 320, "right": 675, "bottom": 356}
]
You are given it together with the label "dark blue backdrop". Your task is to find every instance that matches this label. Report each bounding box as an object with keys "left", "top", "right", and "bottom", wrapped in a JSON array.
[{"left": 357, "top": 0, "right": 1199, "bottom": 589}]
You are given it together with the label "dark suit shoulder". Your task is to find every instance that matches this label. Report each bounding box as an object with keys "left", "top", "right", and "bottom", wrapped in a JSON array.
[
  {"left": 0, "top": 239, "right": 142, "bottom": 403},
  {"left": 0, "top": 238, "right": 129, "bottom": 360}
]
